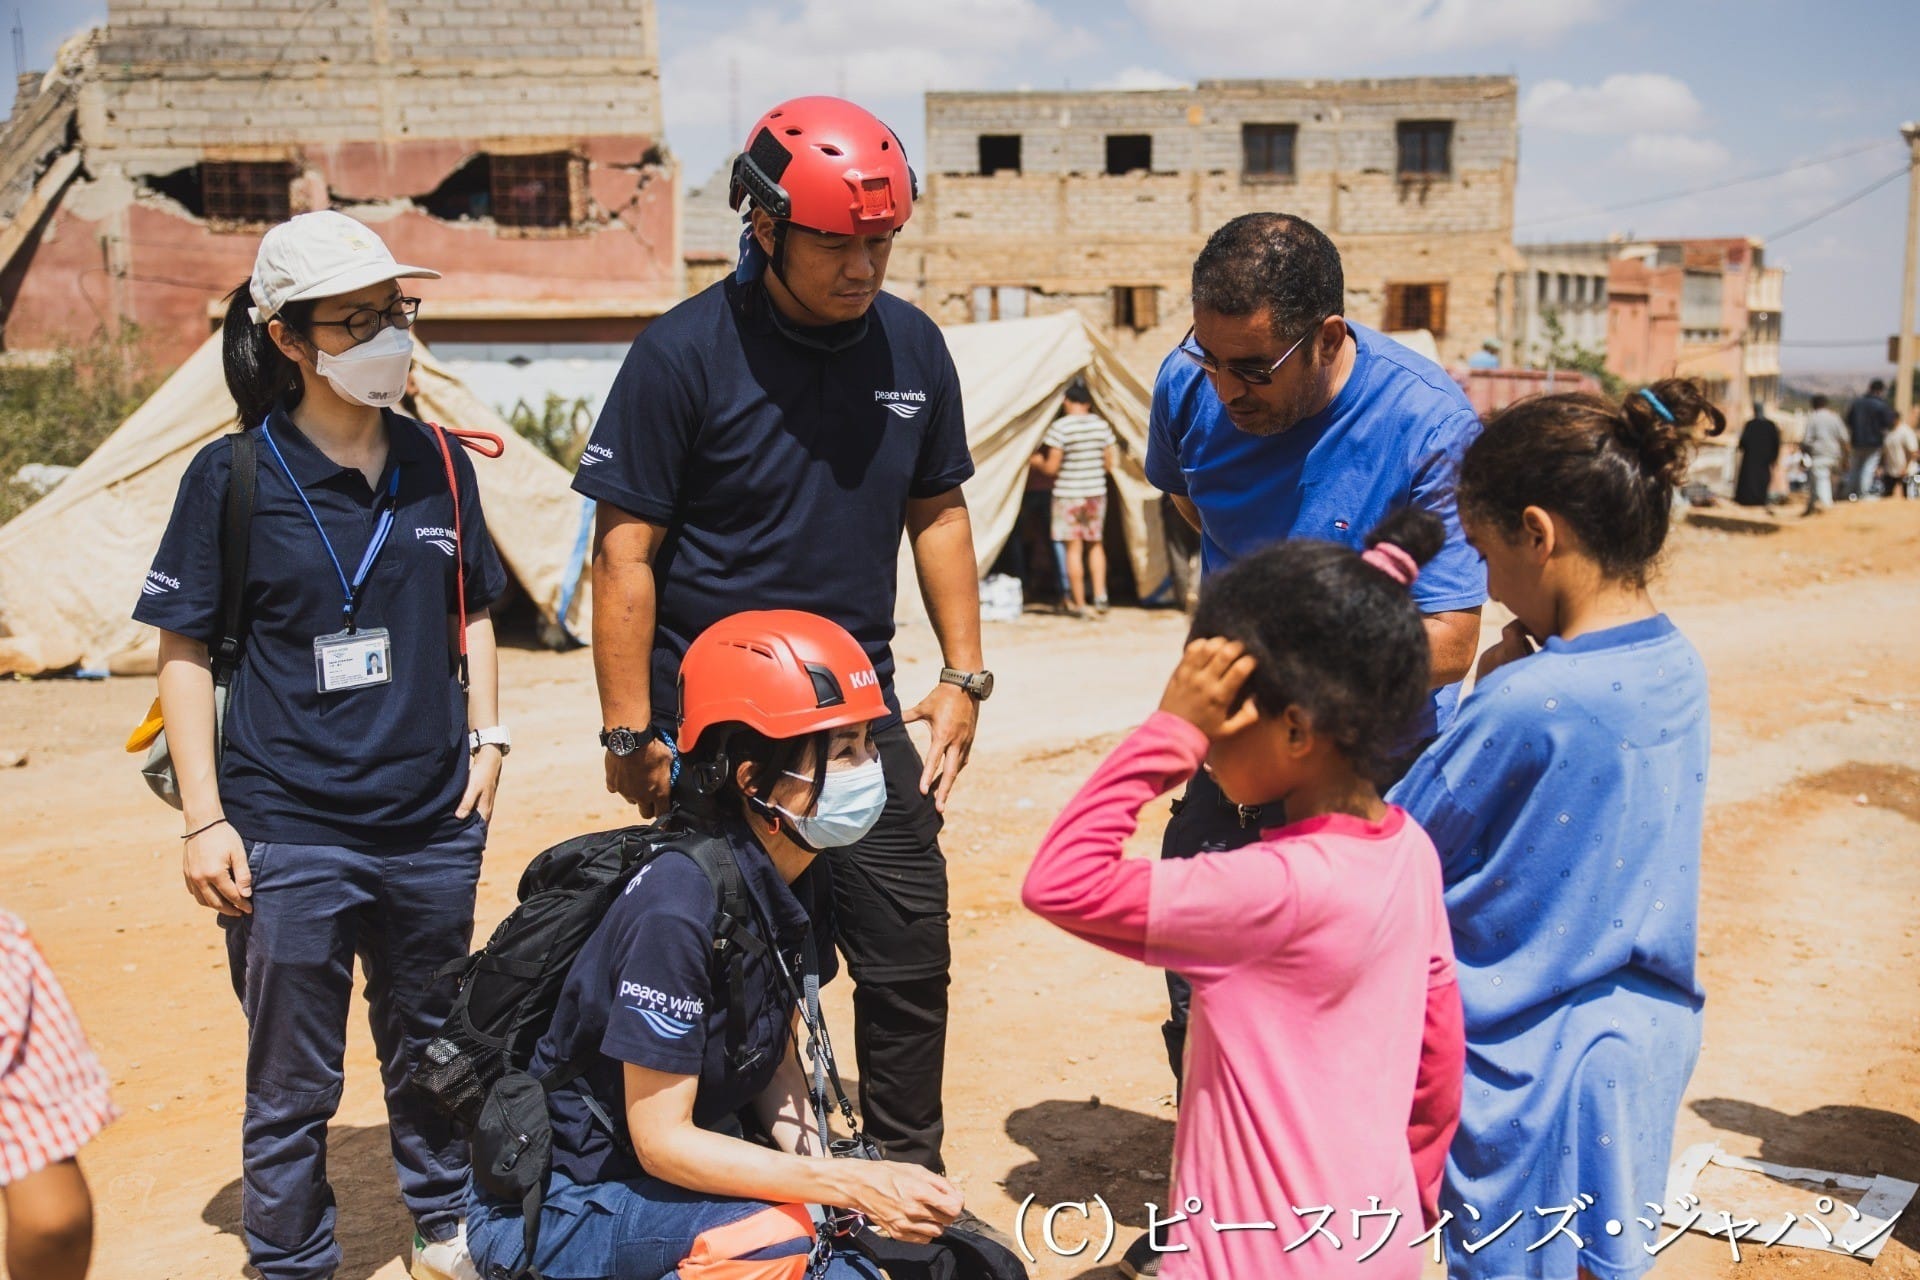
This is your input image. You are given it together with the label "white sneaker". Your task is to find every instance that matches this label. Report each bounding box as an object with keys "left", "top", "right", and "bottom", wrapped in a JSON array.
[{"left": 410, "top": 1222, "right": 482, "bottom": 1280}]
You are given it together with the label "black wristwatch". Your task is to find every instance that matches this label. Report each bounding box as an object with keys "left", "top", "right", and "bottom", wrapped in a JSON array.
[
  {"left": 939, "top": 667, "right": 995, "bottom": 701},
  {"left": 599, "top": 725, "right": 653, "bottom": 757}
]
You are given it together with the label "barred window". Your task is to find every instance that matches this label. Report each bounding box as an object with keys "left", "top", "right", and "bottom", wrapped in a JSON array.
[
  {"left": 490, "top": 152, "right": 575, "bottom": 229},
  {"left": 202, "top": 161, "right": 295, "bottom": 226}
]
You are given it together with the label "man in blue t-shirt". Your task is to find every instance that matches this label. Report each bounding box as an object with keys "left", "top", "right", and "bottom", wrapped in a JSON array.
[
  {"left": 1141, "top": 212, "right": 1486, "bottom": 1105},
  {"left": 573, "top": 97, "right": 991, "bottom": 1176}
]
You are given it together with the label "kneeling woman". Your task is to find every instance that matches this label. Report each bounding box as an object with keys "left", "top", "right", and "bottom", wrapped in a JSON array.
[{"left": 466, "top": 611, "right": 962, "bottom": 1279}]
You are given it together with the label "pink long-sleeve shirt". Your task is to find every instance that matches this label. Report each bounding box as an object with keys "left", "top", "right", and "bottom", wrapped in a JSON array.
[{"left": 1022, "top": 712, "right": 1463, "bottom": 1279}]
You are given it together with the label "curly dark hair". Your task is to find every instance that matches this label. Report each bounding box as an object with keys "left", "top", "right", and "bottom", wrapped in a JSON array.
[
  {"left": 1458, "top": 377, "right": 1727, "bottom": 587},
  {"left": 1188, "top": 508, "right": 1444, "bottom": 783}
]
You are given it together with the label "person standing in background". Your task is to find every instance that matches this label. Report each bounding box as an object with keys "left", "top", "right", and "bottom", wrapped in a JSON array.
[
  {"left": 1734, "top": 403, "right": 1780, "bottom": 508},
  {"left": 1844, "top": 379, "right": 1895, "bottom": 499},
  {"left": 1881, "top": 406, "right": 1918, "bottom": 499},
  {"left": 1801, "top": 395, "right": 1849, "bottom": 515},
  {"left": 1043, "top": 381, "right": 1118, "bottom": 618}
]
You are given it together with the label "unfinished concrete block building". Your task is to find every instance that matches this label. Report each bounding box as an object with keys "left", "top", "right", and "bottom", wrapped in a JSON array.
[
  {"left": 0, "top": 0, "right": 678, "bottom": 371},
  {"left": 911, "top": 76, "right": 1519, "bottom": 374}
]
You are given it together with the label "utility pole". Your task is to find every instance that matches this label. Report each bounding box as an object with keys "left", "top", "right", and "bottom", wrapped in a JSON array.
[{"left": 1897, "top": 121, "right": 1920, "bottom": 420}]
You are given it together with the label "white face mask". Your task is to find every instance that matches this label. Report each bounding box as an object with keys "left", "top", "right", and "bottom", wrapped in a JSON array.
[
  {"left": 313, "top": 324, "right": 413, "bottom": 408},
  {"left": 773, "top": 757, "right": 886, "bottom": 849}
]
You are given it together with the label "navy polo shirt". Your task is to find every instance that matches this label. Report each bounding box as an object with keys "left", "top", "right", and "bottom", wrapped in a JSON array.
[
  {"left": 133, "top": 408, "right": 508, "bottom": 847},
  {"left": 1146, "top": 322, "right": 1487, "bottom": 736},
  {"left": 531, "top": 818, "right": 837, "bottom": 1184},
  {"left": 572, "top": 276, "right": 974, "bottom": 730}
]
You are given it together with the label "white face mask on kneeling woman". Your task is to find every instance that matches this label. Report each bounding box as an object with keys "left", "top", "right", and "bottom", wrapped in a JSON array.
[{"left": 772, "top": 758, "right": 887, "bottom": 848}]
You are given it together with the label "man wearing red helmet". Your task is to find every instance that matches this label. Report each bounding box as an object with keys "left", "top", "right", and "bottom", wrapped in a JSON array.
[{"left": 574, "top": 96, "right": 990, "bottom": 1175}]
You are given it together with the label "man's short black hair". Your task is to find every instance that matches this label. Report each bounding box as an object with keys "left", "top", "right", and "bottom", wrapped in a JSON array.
[
  {"left": 1868, "top": 378, "right": 1887, "bottom": 394},
  {"left": 1811, "top": 394, "right": 1829, "bottom": 409},
  {"left": 1191, "top": 213, "right": 1344, "bottom": 342},
  {"left": 1064, "top": 379, "right": 1092, "bottom": 405}
]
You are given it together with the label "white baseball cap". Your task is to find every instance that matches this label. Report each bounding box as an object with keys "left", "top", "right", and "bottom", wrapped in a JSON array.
[{"left": 247, "top": 210, "right": 440, "bottom": 323}]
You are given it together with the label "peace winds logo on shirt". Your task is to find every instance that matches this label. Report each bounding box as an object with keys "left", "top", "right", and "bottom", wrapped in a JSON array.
[
  {"left": 874, "top": 389, "right": 927, "bottom": 420},
  {"left": 579, "top": 442, "right": 613, "bottom": 467},
  {"left": 143, "top": 570, "right": 181, "bottom": 597},
  {"left": 620, "top": 980, "right": 704, "bottom": 1041},
  {"left": 414, "top": 526, "right": 457, "bottom": 556}
]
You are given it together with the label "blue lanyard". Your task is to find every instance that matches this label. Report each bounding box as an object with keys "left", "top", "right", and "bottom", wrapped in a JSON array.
[{"left": 261, "top": 423, "right": 401, "bottom": 631}]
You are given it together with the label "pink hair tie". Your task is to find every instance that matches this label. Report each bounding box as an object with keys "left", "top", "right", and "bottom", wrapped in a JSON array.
[{"left": 1361, "top": 542, "right": 1420, "bottom": 587}]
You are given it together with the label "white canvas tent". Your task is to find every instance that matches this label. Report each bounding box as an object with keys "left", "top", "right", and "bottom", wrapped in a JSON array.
[
  {"left": 0, "top": 335, "right": 591, "bottom": 676},
  {"left": 906, "top": 310, "right": 1165, "bottom": 617}
]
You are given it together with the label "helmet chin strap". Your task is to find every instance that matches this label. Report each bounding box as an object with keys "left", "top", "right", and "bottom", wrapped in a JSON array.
[{"left": 765, "top": 221, "right": 834, "bottom": 327}]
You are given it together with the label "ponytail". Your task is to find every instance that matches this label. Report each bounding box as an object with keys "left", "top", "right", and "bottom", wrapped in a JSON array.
[
  {"left": 220, "top": 283, "right": 313, "bottom": 429},
  {"left": 1459, "top": 378, "right": 1727, "bottom": 587}
]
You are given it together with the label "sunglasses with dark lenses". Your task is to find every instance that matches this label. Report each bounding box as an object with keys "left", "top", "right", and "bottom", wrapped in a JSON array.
[
  {"left": 307, "top": 296, "right": 421, "bottom": 346},
  {"left": 1177, "top": 320, "right": 1320, "bottom": 387}
]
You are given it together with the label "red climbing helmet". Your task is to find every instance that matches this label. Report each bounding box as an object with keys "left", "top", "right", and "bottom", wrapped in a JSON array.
[
  {"left": 677, "top": 610, "right": 888, "bottom": 753},
  {"left": 729, "top": 96, "right": 917, "bottom": 235}
]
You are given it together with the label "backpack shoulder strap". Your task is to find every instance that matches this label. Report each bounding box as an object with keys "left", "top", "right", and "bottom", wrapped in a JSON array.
[
  {"left": 212, "top": 430, "right": 258, "bottom": 687},
  {"left": 673, "top": 831, "right": 766, "bottom": 1075}
]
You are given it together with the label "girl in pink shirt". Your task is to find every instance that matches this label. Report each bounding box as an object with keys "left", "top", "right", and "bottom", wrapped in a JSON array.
[{"left": 1023, "top": 509, "right": 1464, "bottom": 1279}]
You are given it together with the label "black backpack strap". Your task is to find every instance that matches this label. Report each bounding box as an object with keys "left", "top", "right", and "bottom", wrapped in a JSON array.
[
  {"left": 211, "top": 430, "right": 258, "bottom": 688},
  {"left": 679, "top": 834, "right": 767, "bottom": 1076}
]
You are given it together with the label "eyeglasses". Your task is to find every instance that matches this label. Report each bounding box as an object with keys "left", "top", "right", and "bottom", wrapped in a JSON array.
[
  {"left": 1177, "top": 320, "right": 1320, "bottom": 386},
  {"left": 306, "top": 296, "right": 421, "bottom": 346}
]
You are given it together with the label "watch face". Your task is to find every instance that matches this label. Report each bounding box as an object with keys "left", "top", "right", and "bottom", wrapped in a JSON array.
[
  {"left": 975, "top": 670, "right": 995, "bottom": 699},
  {"left": 602, "top": 727, "right": 640, "bottom": 756}
]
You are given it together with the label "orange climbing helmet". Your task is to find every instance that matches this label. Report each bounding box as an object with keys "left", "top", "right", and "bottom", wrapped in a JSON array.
[
  {"left": 729, "top": 96, "right": 917, "bottom": 236},
  {"left": 676, "top": 610, "right": 887, "bottom": 753}
]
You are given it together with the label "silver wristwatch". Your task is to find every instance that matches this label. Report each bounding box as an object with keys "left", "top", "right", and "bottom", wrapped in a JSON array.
[{"left": 939, "top": 667, "right": 995, "bottom": 701}]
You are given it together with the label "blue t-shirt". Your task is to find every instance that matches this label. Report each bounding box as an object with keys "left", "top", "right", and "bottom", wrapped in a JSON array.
[
  {"left": 531, "top": 820, "right": 837, "bottom": 1184},
  {"left": 573, "top": 277, "right": 975, "bottom": 730},
  {"left": 1146, "top": 322, "right": 1487, "bottom": 735},
  {"left": 1388, "top": 614, "right": 1707, "bottom": 1278},
  {"left": 133, "top": 409, "right": 508, "bottom": 847}
]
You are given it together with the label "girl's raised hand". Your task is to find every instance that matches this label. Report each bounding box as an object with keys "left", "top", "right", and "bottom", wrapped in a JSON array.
[
  {"left": 1475, "top": 618, "right": 1538, "bottom": 682},
  {"left": 1159, "top": 637, "right": 1260, "bottom": 740}
]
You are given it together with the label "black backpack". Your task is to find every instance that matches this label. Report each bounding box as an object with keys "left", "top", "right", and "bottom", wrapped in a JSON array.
[{"left": 411, "top": 816, "right": 765, "bottom": 1280}]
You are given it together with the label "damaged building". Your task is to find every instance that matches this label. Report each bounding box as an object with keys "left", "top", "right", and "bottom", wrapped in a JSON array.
[
  {"left": 0, "top": 0, "right": 679, "bottom": 377},
  {"left": 911, "top": 77, "right": 1520, "bottom": 374}
]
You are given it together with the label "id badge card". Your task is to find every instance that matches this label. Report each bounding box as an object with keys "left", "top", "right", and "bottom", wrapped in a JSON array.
[{"left": 314, "top": 628, "right": 393, "bottom": 693}]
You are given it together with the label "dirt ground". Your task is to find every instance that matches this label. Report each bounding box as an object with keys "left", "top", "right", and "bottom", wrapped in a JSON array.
[{"left": 3, "top": 498, "right": 1919, "bottom": 1280}]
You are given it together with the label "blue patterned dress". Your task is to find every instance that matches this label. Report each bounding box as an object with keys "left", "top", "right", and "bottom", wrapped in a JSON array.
[{"left": 1390, "top": 615, "right": 1708, "bottom": 1279}]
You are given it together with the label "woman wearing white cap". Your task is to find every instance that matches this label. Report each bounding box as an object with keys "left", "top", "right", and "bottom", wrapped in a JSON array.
[{"left": 133, "top": 210, "right": 511, "bottom": 1280}]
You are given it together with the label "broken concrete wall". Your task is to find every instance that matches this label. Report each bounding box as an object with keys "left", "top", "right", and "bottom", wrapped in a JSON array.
[{"left": 3, "top": 0, "right": 678, "bottom": 369}]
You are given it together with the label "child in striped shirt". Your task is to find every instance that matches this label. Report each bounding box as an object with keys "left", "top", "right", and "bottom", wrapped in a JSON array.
[{"left": 1, "top": 909, "right": 118, "bottom": 1280}]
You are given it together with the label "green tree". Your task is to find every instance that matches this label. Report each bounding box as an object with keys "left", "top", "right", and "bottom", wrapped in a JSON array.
[
  {"left": 0, "top": 324, "right": 158, "bottom": 524},
  {"left": 1540, "top": 308, "right": 1626, "bottom": 398}
]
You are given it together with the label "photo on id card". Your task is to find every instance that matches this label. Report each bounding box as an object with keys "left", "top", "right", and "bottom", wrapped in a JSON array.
[{"left": 314, "top": 628, "right": 393, "bottom": 693}]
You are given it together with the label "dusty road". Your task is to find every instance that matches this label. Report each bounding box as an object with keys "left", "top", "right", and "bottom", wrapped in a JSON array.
[{"left": 2, "top": 499, "right": 1917, "bottom": 1279}]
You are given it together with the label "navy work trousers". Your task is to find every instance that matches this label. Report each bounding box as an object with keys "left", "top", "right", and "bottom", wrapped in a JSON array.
[{"left": 221, "top": 820, "right": 486, "bottom": 1279}]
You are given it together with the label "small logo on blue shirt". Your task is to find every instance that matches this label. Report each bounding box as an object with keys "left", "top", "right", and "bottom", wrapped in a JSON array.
[
  {"left": 631, "top": 1007, "right": 696, "bottom": 1039},
  {"left": 143, "top": 570, "right": 181, "bottom": 597},
  {"left": 874, "top": 390, "right": 926, "bottom": 419},
  {"left": 619, "top": 980, "right": 703, "bottom": 1040},
  {"left": 580, "top": 443, "right": 614, "bottom": 467}
]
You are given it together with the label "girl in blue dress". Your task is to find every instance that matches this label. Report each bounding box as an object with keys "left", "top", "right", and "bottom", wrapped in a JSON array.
[{"left": 1391, "top": 378, "right": 1725, "bottom": 1280}]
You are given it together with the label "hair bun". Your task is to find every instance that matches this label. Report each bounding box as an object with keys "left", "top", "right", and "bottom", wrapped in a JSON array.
[
  {"left": 1618, "top": 379, "right": 1725, "bottom": 490},
  {"left": 1363, "top": 507, "right": 1446, "bottom": 569}
]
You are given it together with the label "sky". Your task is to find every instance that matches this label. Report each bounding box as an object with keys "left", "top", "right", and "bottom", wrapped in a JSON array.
[{"left": 15, "top": 0, "right": 1920, "bottom": 373}]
